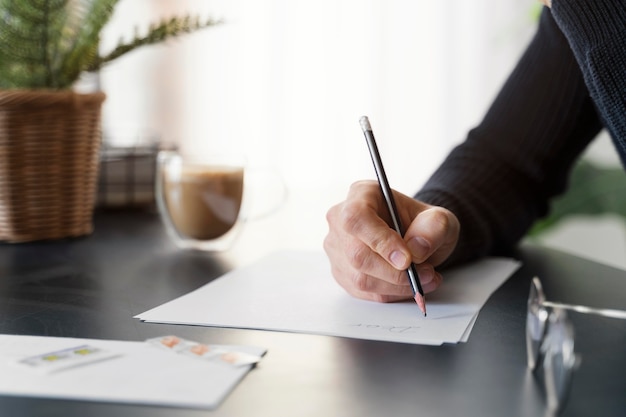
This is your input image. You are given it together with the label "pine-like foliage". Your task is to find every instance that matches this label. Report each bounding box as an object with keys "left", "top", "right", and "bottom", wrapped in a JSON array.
[{"left": 0, "top": 0, "right": 221, "bottom": 89}]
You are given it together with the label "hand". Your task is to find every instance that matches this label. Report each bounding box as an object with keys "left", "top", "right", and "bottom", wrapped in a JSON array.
[
  {"left": 323, "top": 180, "right": 460, "bottom": 303},
  {"left": 538, "top": 0, "right": 551, "bottom": 7}
]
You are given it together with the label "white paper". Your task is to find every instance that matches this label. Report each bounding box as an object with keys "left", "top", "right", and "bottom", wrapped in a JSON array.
[
  {"left": 136, "top": 251, "right": 521, "bottom": 345},
  {"left": 0, "top": 334, "right": 265, "bottom": 409}
]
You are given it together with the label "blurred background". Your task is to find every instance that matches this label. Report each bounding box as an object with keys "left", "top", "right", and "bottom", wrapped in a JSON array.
[{"left": 96, "top": 0, "right": 625, "bottom": 268}]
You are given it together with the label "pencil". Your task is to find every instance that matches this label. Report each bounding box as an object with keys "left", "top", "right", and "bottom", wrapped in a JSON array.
[{"left": 359, "top": 116, "right": 427, "bottom": 316}]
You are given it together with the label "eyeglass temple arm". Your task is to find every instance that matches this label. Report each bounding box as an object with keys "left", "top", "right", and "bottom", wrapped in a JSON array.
[{"left": 542, "top": 301, "right": 626, "bottom": 320}]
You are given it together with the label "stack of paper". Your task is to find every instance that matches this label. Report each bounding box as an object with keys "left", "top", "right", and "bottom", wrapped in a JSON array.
[
  {"left": 137, "top": 251, "right": 521, "bottom": 345},
  {"left": 0, "top": 334, "right": 265, "bottom": 409}
]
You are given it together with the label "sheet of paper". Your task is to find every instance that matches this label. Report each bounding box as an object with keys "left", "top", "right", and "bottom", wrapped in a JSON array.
[
  {"left": 0, "top": 334, "right": 265, "bottom": 409},
  {"left": 137, "top": 251, "right": 520, "bottom": 345}
]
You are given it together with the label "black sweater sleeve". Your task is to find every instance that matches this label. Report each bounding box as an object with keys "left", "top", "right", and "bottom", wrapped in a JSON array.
[
  {"left": 415, "top": 9, "right": 603, "bottom": 266},
  {"left": 551, "top": 0, "right": 626, "bottom": 161}
]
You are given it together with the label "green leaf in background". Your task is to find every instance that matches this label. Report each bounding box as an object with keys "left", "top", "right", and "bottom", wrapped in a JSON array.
[
  {"left": 0, "top": 0, "right": 221, "bottom": 90},
  {"left": 529, "top": 159, "right": 626, "bottom": 236}
]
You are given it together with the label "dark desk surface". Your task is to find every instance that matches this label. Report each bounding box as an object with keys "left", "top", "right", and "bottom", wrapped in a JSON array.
[{"left": 0, "top": 209, "right": 625, "bottom": 417}]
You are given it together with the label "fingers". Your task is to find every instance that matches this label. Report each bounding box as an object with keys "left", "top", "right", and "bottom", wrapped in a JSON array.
[
  {"left": 324, "top": 226, "right": 443, "bottom": 302},
  {"left": 324, "top": 221, "right": 410, "bottom": 302},
  {"left": 324, "top": 182, "right": 410, "bottom": 302},
  {"left": 416, "top": 263, "right": 443, "bottom": 294},
  {"left": 324, "top": 181, "right": 454, "bottom": 303},
  {"left": 405, "top": 206, "right": 460, "bottom": 266},
  {"left": 339, "top": 182, "right": 412, "bottom": 271}
]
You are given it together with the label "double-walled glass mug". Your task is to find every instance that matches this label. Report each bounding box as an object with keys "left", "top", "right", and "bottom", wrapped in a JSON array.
[{"left": 156, "top": 150, "right": 284, "bottom": 252}]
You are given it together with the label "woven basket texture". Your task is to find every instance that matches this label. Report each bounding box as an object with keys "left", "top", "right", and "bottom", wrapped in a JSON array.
[{"left": 0, "top": 90, "right": 106, "bottom": 242}]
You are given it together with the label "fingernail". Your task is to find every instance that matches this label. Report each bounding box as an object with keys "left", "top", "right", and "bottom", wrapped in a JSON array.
[
  {"left": 390, "top": 250, "right": 407, "bottom": 269},
  {"left": 417, "top": 266, "right": 434, "bottom": 284},
  {"left": 408, "top": 237, "right": 430, "bottom": 261}
]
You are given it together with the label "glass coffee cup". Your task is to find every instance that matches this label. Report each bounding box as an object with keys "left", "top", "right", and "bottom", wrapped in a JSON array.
[{"left": 156, "top": 150, "right": 280, "bottom": 251}]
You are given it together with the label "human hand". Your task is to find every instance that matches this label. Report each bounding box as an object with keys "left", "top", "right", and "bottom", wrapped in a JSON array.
[
  {"left": 323, "top": 180, "right": 460, "bottom": 303},
  {"left": 538, "top": 0, "right": 551, "bottom": 7}
]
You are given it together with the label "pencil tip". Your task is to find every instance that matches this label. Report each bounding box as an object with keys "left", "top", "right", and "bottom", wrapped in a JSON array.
[{"left": 414, "top": 293, "right": 427, "bottom": 317}]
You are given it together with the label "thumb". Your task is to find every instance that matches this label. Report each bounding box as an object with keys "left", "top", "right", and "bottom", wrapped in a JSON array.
[{"left": 405, "top": 206, "right": 459, "bottom": 266}]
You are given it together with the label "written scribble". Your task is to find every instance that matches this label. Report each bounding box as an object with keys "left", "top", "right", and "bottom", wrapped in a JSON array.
[{"left": 348, "top": 324, "right": 421, "bottom": 333}]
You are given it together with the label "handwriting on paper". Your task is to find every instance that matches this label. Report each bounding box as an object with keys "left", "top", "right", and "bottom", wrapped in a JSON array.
[{"left": 348, "top": 324, "right": 422, "bottom": 334}]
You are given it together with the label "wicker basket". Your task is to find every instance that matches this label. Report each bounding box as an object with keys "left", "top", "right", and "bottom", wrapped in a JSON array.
[{"left": 0, "top": 90, "right": 106, "bottom": 242}]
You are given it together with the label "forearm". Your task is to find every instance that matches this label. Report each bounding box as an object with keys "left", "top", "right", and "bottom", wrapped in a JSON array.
[{"left": 416, "top": 10, "right": 602, "bottom": 266}]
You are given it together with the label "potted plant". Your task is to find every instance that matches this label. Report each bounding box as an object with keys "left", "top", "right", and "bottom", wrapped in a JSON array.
[{"left": 0, "top": 0, "right": 220, "bottom": 242}]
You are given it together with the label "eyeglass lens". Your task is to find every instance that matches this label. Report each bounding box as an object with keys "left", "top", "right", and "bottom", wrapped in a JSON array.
[
  {"left": 526, "top": 277, "right": 548, "bottom": 371},
  {"left": 526, "top": 277, "right": 577, "bottom": 415},
  {"left": 542, "top": 308, "right": 576, "bottom": 414}
]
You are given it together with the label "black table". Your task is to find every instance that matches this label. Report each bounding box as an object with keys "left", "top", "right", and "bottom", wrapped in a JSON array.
[{"left": 0, "top": 209, "right": 625, "bottom": 417}]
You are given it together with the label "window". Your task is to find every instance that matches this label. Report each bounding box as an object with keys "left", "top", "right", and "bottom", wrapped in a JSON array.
[{"left": 100, "top": 0, "right": 536, "bottom": 195}]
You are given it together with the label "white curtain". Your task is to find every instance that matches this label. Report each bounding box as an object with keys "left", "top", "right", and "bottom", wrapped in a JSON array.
[{"left": 99, "top": 0, "right": 537, "bottom": 196}]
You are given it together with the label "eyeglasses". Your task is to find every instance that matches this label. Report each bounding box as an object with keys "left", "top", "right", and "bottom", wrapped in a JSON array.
[
  {"left": 526, "top": 277, "right": 578, "bottom": 414},
  {"left": 526, "top": 277, "right": 626, "bottom": 415}
]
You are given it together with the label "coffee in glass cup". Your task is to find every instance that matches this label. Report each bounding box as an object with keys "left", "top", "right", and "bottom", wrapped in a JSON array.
[{"left": 156, "top": 151, "right": 249, "bottom": 251}]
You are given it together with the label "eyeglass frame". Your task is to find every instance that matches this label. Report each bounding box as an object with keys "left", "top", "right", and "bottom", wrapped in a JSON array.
[
  {"left": 526, "top": 277, "right": 579, "bottom": 414},
  {"left": 525, "top": 276, "right": 626, "bottom": 414}
]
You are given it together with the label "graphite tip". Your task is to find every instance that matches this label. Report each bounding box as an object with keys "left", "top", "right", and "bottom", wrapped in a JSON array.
[{"left": 414, "top": 293, "right": 427, "bottom": 317}]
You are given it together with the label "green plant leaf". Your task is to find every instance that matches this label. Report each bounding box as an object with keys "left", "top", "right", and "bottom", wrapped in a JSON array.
[
  {"left": 0, "top": 0, "right": 70, "bottom": 88},
  {"left": 90, "top": 14, "right": 222, "bottom": 71},
  {"left": 529, "top": 159, "right": 626, "bottom": 236},
  {"left": 0, "top": 0, "right": 221, "bottom": 89},
  {"left": 57, "top": 0, "right": 118, "bottom": 88}
]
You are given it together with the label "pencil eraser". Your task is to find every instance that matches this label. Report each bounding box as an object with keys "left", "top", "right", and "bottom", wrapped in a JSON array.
[{"left": 359, "top": 116, "right": 371, "bottom": 132}]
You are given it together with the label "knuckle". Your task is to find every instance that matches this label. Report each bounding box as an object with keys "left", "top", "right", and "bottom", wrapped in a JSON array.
[
  {"left": 427, "top": 207, "right": 450, "bottom": 228},
  {"left": 339, "top": 200, "right": 365, "bottom": 235},
  {"left": 341, "top": 204, "right": 393, "bottom": 254},
  {"left": 350, "top": 179, "right": 375, "bottom": 193},
  {"left": 350, "top": 270, "right": 372, "bottom": 292},
  {"left": 429, "top": 207, "right": 459, "bottom": 232},
  {"left": 370, "top": 293, "right": 392, "bottom": 303},
  {"left": 325, "top": 203, "right": 340, "bottom": 226},
  {"left": 322, "top": 236, "right": 333, "bottom": 259},
  {"left": 328, "top": 264, "right": 342, "bottom": 283},
  {"left": 368, "top": 229, "right": 391, "bottom": 256},
  {"left": 434, "top": 271, "right": 443, "bottom": 286},
  {"left": 346, "top": 243, "right": 371, "bottom": 271}
]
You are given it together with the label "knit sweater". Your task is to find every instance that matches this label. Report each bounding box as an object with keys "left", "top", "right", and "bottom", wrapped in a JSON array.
[
  {"left": 415, "top": 4, "right": 625, "bottom": 266},
  {"left": 552, "top": 0, "right": 626, "bottom": 151}
]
